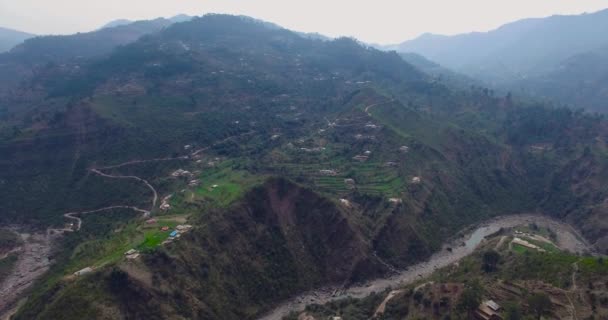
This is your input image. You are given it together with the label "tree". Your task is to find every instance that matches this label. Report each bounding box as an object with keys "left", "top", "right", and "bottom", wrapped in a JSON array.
[
  {"left": 458, "top": 281, "right": 483, "bottom": 317},
  {"left": 527, "top": 292, "right": 552, "bottom": 319},
  {"left": 482, "top": 250, "right": 501, "bottom": 272},
  {"left": 504, "top": 302, "right": 522, "bottom": 320}
]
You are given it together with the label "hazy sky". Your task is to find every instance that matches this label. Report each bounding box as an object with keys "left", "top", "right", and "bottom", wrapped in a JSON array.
[{"left": 1, "top": 0, "right": 607, "bottom": 43}]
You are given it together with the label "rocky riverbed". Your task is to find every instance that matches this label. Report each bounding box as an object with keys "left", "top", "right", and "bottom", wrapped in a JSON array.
[{"left": 258, "top": 213, "right": 593, "bottom": 320}]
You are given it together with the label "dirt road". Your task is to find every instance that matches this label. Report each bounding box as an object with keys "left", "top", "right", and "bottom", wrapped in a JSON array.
[{"left": 258, "top": 214, "right": 593, "bottom": 320}]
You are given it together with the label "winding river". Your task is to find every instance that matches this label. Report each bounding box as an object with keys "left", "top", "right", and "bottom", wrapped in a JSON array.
[{"left": 258, "top": 213, "right": 592, "bottom": 320}]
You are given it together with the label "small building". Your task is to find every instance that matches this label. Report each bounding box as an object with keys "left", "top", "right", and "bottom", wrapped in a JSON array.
[
  {"left": 74, "top": 267, "right": 93, "bottom": 276},
  {"left": 126, "top": 253, "right": 140, "bottom": 260},
  {"left": 161, "top": 226, "right": 170, "bottom": 231},
  {"left": 160, "top": 203, "right": 171, "bottom": 211},
  {"left": 512, "top": 237, "right": 545, "bottom": 252},
  {"left": 411, "top": 176, "right": 421, "bottom": 184},
  {"left": 319, "top": 169, "right": 338, "bottom": 176},
  {"left": 389, "top": 198, "right": 403, "bottom": 204},
  {"left": 170, "top": 230, "right": 179, "bottom": 237},
  {"left": 124, "top": 249, "right": 138, "bottom": 256},
  {"left": 145, "top": 218, "right": 157, "bottom": 224},
  {"left": 363, "top": 150, "right": 372, "bottom": 155},
  {"left": 339, "top": 199, "right": 351, "bottom": 207},
  {"left": 352, "top": 155, "right": 369, "bottom": 162},
  {"left": 176, "top": 224, "right": 193, "bottom": 231},
  {"left": 399, "top": 146, "right": 410, "bottom": 153},
  {"left": 475, "top": 300, "right": 502, "bottom": 320},
  {"left": 344, "top": 178, "right": 355, "bottom": 184}
]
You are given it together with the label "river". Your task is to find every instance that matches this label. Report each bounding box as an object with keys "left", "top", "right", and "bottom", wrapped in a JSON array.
[{"left": 258, "top": 213, "right": 592, "bottom": 320}]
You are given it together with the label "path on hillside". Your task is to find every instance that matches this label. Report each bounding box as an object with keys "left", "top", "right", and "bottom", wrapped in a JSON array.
[
  {"left": 97, "top": 156, "right": 189, "bottom": 170},
  {"left": 1, "top": 132, "right": 256, "bottom": 320},
  {"left": 192, "top": 130, "right": 256, "bottom": 156},
  {"left": 258, "top": 214, "right": 594, "bottom": 320},
  {"left": 90, "top": 169, "right": 159, "bottom": 209},
  {"left": 364, "top": 99, "right": 395, "bottom": 116}
]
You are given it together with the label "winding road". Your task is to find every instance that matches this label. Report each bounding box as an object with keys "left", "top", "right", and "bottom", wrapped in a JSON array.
[
  {"left": 364, "top": 99, "right": 395, "bottom": 116},
  {"left": 258, "top": 214, "right": 593, "bottom": 320}
]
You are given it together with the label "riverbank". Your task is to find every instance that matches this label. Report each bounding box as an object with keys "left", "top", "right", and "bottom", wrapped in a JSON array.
[
  {"left": 258, "top": 213, "right": 593, "bottom": 320},
  {"left": 0, "top": 231, "right": 55, "bottom": 319}
]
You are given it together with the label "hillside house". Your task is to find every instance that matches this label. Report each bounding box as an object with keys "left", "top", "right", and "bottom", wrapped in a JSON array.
[
  {"left": 475, "top": 300, "right": 502, "bottom": 320},
  {"left": 74, "top": 267, "right": 93, "bottom": 276},
  {"left": 353, "top": 155, "right": 369, "bottom": 162},
  {"left": 319, "top": 169, "right": 338, "bottom": 176},
  {"left": 339, "top": 199, "right": 351, "bottom": 207},
  {"left": 176, "top": 225, "right": 193, "bottom": 232}
]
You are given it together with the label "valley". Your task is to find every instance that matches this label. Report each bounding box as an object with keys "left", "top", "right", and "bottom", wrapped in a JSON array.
[
  {"left": 259, "top": 213, "right": 593, "bottom": 319},
  {"left": 0, "top": 9, "right": 607, "bottom": 320}
]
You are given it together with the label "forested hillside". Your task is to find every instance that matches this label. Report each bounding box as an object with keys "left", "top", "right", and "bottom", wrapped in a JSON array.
[{"left": 1, "top": 13, "right": 608, "bottom": 319}]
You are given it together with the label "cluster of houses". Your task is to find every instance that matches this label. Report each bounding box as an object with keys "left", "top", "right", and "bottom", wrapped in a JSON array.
[
  {"left": 171, "top": 169, "right": 192, "bottom": 178},
  {"left": 160, "top": 195, "right": 173, "bottom": 211},
  {"left": 161, "top": 224, "right": 193, "bottom": 245}
]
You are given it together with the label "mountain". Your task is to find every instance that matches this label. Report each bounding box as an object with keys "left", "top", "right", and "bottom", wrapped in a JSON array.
[
  {"left": 0, "top": 27, "right": 34, "bottom": 53},
  {"left": 393, "top": 8, "right": 608, "bottom": 82},
  {"left": 0, "top": 17, "right": 176, "bottom": 96},
  {"left": 510, "top": 45, "right": 608, "bottom": 113},
  {"left": 398, "top": 52, "right": 478, "bottom": 89},
  {"left": 99, "top": 19, "right": 133, "bottom": 29},
  {"left": 100, "top": 15, "right": 193, "bottom": 30},
  {"left": 2, "top": 13, "right": 608, "bottom": 320}
]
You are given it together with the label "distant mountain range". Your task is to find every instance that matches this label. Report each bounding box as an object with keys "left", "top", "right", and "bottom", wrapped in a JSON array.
[
  {"left": 99, "top": 14, "right": 193, "bottom": 30},
  {"left": 0, "top": 27, "right": 34, "bottom": 53},
  {"left": 388, "top": 8, "right": 608, "bottom": 112}
]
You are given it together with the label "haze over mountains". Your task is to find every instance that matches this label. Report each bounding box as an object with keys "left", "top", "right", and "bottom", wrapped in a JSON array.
[
  {"left": 0, "top": 27, "right": 35, "bottom": 53},
  {"left": 0, "top": 7, "right": 608, "bottom": 320},
  {"left": 389, "top": 8, "right": 608, "bottom": 112}
]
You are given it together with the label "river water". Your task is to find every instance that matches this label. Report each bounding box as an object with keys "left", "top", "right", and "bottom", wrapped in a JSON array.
[{"left": 258, "top": 214, "right": 592, "bottom": 320}]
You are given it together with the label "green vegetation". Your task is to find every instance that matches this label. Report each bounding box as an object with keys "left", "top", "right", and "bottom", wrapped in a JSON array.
[
  {"left": 3, "top": 13, "right": 608, "bottom": 320},
  {"left": 0, "top": 253, "right": 18, "bottom": 283},
  {"left": 297, "top": 229, "right": 608, "bottom": 320},
  {"left": 0, "top": 228, "right": 20, "bottom": 251}
]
